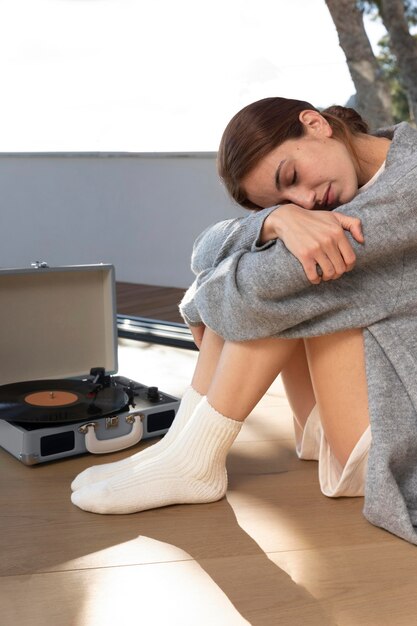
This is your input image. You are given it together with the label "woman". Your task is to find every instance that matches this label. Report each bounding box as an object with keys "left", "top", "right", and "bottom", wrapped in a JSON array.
[{"left": 71, "top": 99, "right": 417, "bottom": 544}]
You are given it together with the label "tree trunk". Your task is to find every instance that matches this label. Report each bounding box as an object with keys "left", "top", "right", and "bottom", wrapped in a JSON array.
[
  {"left": 379, "top": 0, "right": 417, "bottom": 123},
  {"left": 325, "top": 0, "right": 394, "bottom": 129}
]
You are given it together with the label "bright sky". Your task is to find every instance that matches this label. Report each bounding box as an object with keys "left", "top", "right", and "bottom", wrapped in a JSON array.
[{"left": 0, "top": 0, "right": 386, "bottom": 151}]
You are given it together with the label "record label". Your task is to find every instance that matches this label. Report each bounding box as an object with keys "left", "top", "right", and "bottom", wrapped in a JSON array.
[{"left": 25, "top": 391, "right": 80, "bottom": 407}]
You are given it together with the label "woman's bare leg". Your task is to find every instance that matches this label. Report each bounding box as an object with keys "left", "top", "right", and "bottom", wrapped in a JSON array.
[
  {"left": 280, "top": 341, "right": 317, "bottom": 446},
  {"left": 304, "top": 328, "right": 370, "bottom": 467},
  {"left": 191, "top": 327, "right": 226, "bottom": 395},
  {"left": 71, "top": 327, "right": 227, "bottom": 492},
  {"left": 193, "top": 326, "right": 303, "bottom": 420},
  {"left": 205, "top": 332, "right": 301, "bottom": 421},
  {"left": 72, "top": 329, "right": 304, "bottom": 513},
  {"left": 194, "top": 327, "right": 370, "bottom": 473},
  {"left": 72, "top": 327, "right": 369, "bottom": 513},
  {"left": 200, "top": 325, "right": 370, "bottom": 469}
]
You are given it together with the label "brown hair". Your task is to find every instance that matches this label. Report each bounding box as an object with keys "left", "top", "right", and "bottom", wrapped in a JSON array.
[{"left": 217, "top": 97, "right": 369, "bottom": 210}]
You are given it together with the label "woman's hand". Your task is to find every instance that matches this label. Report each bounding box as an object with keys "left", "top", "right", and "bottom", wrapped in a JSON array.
[
  {"left": 261, "top": 204, "right": 364, "bottom": 284},
  {"left": 189, "top": 324, "right": 206, "bottom": 349}
]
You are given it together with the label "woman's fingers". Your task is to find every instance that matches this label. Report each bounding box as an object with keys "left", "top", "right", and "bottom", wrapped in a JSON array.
[
  {"left": 337, "top": 235, "right": 357, "bottom": 272},
  {"left": 321, "top": 236, "right": 357, "bottom": 281},
  {"left": 303, "top": 259, "right": 324, "bottom": 284},
  {"left": 313, "top": 251, "right": 342, "bottom": 282},
  {"left": 304, "top": 234, "right": 356, "bottom": 283},
  {"left": 333, "top": 212, "right": 364, "bottom": 244},
  {"left": 271, "top": 205, "right": 364, "bottom": 284}
]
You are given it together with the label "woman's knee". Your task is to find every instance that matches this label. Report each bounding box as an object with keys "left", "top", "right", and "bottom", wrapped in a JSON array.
[{"left": 304, "top": 329, "right": 370, "bottom": 468}]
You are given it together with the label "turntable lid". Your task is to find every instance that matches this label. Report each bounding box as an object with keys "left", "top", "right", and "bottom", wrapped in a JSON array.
[{"left": 0, "top": 264, "right": 118, "bottom": 385}]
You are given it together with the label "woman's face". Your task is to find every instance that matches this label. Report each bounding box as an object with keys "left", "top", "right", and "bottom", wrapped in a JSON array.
[{"left": 242, "top": 110, "right": 359, "bottom": 210}]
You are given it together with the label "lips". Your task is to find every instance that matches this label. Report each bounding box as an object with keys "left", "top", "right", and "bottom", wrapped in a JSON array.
[
  {"left": 321, "top": 184, "right": 334, "bottom": 209},
  {"left": 327, "top": 184, "right": 334, "bottom": 207},
  {"left": 320, "top": 184, "right": 330, "bottom": 208}
]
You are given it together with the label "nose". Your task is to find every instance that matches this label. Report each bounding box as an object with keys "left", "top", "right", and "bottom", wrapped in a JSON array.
[{"left": 288, "top": 188, "right": 316, "bottom": 210}]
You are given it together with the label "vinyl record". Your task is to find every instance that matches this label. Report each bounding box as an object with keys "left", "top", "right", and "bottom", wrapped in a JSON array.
[{"left": 0, "top": 379, "right": 129, "bottom": 423}]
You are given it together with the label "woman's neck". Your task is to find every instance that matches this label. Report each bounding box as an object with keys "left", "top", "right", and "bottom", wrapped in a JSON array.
[{"left": 353, "top": 134, "right": 391, "bottom": 187}]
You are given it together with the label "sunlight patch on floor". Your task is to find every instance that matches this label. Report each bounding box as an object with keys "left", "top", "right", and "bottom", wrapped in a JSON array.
[
  {"left": 61, "top": 537, "right": 193, "bottom": 571},
  {"left": 76, "top": 548, "right": 250, "bottom": 626}
]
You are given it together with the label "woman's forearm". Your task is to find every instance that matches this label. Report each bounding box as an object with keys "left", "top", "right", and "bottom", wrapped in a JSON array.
[{"left": 190, "top": 171, "right": 417, "bottom": 341}]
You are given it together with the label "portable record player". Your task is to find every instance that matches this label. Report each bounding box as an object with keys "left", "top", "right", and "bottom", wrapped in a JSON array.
[{"left": 0, "top": 263, "right": 180, "bottom": 465}]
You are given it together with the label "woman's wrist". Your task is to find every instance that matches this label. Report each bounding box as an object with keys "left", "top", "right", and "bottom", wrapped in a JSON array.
[{"left": 260, "top": 205, "right": 289, "bottom": 243}]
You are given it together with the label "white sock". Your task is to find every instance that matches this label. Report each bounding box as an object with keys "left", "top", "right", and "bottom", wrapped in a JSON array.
[
  {"left": 71, "top": 386, "right": 203, "bottom": 491},
  {"left": 71, "top": 397, "right": 242, "bottom": 514}
]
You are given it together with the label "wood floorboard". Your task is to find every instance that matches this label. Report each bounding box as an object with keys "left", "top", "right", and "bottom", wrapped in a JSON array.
[
  {"left": 116, "top": 281, "right": 186, "bottom": 324},
  {"left": 1, "top": 339, "right": 415, "bottom": 626}
]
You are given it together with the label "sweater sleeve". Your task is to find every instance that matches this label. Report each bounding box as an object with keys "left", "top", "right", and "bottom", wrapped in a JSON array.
[
  {"left": 191, "top": 162, "right": 417, "bottom": 341},
  {"left": 178, "top": 206, "right": 279, "bottom": 325}
]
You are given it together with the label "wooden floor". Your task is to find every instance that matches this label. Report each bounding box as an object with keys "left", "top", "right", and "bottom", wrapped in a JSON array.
[
  {"left": 116, "top": 282, "right": 186, "bottom": 324},
  {"left": 2, "top": 339, "right": 417, "bottom": 625}
]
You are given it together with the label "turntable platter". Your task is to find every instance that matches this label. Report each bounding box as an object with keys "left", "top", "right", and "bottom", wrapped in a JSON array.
[{"left": 0, "top": 379, "right": 129, "bottom": 423}]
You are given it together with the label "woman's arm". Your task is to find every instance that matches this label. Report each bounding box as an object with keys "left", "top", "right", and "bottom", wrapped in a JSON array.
[
  {"left": 180, "top": 202, "right": 363, "bottom": 325},
  {"left": 188, "top": 165, "right": 417, "bottom": 341},
  {"left": 191, "top": 205, "right": 362, "bottom": 282},
  {"left": 258, "top": 205, "right": 364, "bottom": 283},
  {"left": 190, "top": 207, "right": 278, "bottom": 277},
  {"left": 179, "top": 207, "right": 278, "bottom": 328}
]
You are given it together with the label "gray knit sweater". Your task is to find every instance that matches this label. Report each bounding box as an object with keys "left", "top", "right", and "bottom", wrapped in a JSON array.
[{"left": 179, "top": 122, "right": 417, "bottom": 545}]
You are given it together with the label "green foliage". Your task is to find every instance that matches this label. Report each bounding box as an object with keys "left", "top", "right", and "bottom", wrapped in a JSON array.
[
  {"left": 357, "top": 0, "right": 417, "bottom": 122},
  {"left": 377, "top": 34, "right": 413, "bottom": 122},
  {"left": 359, "top": 1, "right": 417, "bottom": 26}
]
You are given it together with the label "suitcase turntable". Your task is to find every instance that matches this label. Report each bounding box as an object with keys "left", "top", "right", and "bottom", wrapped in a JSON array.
[{"left": 0, "top": 263, "right": 180, "bottom": 465}]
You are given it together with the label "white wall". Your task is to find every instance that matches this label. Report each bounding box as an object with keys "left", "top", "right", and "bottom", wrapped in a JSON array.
[{"left": 0, "top": 153, "right": 247, "bottom": 288}]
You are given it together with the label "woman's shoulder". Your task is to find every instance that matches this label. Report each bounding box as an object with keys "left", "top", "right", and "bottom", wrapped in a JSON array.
[
  {"left": 341, "top": 124, "right": 417, "bottom": 213},
  {"left": 380, "top": 122, "right": 417, "bottom": 169}
]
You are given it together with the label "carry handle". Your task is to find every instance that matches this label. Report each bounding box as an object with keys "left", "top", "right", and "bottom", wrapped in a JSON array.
[{"left": 79, "top": 413, "right": 144, "bottom": 454}]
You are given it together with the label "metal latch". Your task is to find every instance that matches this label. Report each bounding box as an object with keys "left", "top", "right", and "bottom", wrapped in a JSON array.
[
  {"left": 78, "top": 422, "right": 97, "bottom": 434},
  {"left": 105, "top": 415, "right": 119, "bottom": 429}
]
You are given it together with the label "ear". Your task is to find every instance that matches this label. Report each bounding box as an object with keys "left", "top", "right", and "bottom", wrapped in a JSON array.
[{"left": 299, "top": 110, "right": 333, "bottom": 138}]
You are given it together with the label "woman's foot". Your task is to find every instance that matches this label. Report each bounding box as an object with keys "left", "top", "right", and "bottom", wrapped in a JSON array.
[
  {"left": 71, "top": 387, "right": 203, "bottom": 491},
  {"left": 71, "top": 398, "right": 242, "bottom": 514}
]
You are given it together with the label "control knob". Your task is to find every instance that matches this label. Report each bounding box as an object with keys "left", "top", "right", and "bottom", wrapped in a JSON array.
[{"left": 147, "top": 386, "right": 160, "bottom": 402}]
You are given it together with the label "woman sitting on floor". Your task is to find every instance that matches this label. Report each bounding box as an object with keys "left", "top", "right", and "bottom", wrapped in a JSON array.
[{"left": 71, "top": 98, "right": 417, "bottom": 545}]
